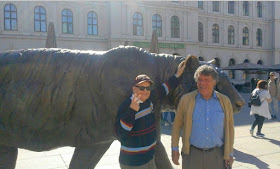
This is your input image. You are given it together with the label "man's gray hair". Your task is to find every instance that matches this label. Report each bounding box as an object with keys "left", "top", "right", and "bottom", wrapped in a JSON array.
[{"left": 194, "top": 65, "right": 218, "bottom": 82}]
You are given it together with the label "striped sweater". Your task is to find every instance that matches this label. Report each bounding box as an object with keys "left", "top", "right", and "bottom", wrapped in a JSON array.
[{"left": 115, "top": 75, "right": 178, "bottom": 166}]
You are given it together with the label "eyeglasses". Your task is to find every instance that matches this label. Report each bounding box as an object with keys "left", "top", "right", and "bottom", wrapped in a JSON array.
[
  {"left": 270, "top": 75, "right": 274, "bottom": 76},
  {"left": 135, "top": 86, "right": 152, "bottom": 91}
]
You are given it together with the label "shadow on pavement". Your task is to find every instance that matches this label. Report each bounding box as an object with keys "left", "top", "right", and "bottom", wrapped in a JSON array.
[
  {"left": 234, "top": 149, "right": 270, "bottom": 169},
  {"left": 262, "top": 137, "right": 280, "bottom": 147}
]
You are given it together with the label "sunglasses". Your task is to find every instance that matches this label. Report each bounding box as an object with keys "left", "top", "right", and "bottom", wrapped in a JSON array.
[
  {"left": 270, "top": 75, "right": 274, "bottom": 76},
  {"left": 135, "top": 86, "right": 152, "bottom": 91}
]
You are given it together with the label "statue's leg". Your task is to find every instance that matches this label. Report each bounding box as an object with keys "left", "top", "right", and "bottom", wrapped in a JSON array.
[
  {"left": 154, "top": 109, "right": 173, "bottom": 169},
  {"left": 0, "top": 145, "right": 18, "bottom": 169},
  {"left": 69, "top": 141, "right": 113, "bottom": 169},
  {"left": 155, "top": 141, "right": 173, "bottom": 169}
]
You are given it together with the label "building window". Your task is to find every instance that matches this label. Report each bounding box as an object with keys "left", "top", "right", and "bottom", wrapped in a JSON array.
[
  {"left": 133, "top": 12, "right": 143, "bottom": 36},
  {"left": 152, "top": 14, "right": 162, "bottom": 37},
  {"left": 228, "top": 1, "right": 235, "bottom": 14},
  {"left": 228, "top": 58, "right": 236, "bottom": 79},
  {"left": 243, "top": 27, "right": 249, "bottom": 45},
  {"left": 257, "top": 60, "right": 263, "bottom": 65},
  {"left": 212, "top": 24, "right": 219, "bottom": 43},
  {"left": 88, "top": 11, "right": 98, "bottom": 35},
  {"left": 198, "top": 56, "right": 205, "bottom": 61},
  {"left": 34, "top": 6, "right": 46, "bottom": 32},
  {"left": 243, "top": 1, "right": 249, "bottom": 16},
  {"left": 4, "top": 3, "right": 17, "bottom": 30},
  {"left": 198, "top": 22, "right": 203, "bottom": 42},
  {"left": 257, "top": 2, "right": 262, "bottom": 18},
  {"left": 228, "top": 26, "right": 234, "bottom": 45},
  {"left": 256, "top": 28, "right": 262, "bottom": 46},
  {"left": 171, "top": 16, "right": 180, "bottom": 38},
  {"left": 213, "top": 1, "right": 219, "bottom": 12},
  {"left": 214, "top": 58, "right": 221, "bottom": 68},
  {"left": 198, "top": 1, "right": 203, "bottom": 10},
  {"left": 62, "top": 9, "right": 73, "bottom": 34}
]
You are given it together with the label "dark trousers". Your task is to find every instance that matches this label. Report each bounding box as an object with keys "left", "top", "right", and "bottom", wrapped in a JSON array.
[
  {"left": 251, "top": 114, "right": 265, "bottom": 133},
  {"left": 163, "top": 112, "right": 175, "bottom": 122},
  {"left": 181, "top": 146, "right": 224, "bottom": 169}
]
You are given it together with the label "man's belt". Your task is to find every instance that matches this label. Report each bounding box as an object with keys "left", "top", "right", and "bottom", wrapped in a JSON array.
[{"left": 190, "top": 145, "right": 217, "bottom": 152}]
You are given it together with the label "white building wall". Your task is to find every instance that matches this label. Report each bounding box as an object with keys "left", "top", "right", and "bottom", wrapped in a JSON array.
[{"left": 0, "top": 1, "right": 279, "bottom": 84}]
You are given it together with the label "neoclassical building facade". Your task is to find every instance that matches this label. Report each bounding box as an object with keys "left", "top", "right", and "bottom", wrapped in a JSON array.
[{"left": 0, "top": 1, "right": 279, "bottom": 84}]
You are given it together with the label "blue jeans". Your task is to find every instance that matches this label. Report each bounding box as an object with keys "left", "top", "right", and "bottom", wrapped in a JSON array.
[
  {"left": 163, "top": 112, "right": 175, "bottom": 122},
  {"left": 269, "top": 96, "right": 279, "bottom": 119}
]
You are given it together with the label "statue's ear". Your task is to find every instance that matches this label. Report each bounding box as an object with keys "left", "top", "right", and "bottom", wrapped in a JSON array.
[
  {"left": 185, "top": 54, "right": 200, "bottom": 71},
  {"left": 208, "top": 59, "right": 216, "bottom": 65}
]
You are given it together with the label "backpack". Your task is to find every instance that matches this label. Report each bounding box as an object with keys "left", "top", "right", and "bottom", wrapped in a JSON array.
[{"left": 248, "top": 90, "right": 262, "bottom": 107}]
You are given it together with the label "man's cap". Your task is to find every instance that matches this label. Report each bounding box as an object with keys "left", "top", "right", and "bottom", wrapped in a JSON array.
[{"left": 134, "top": 74, "right": 154, "bottom": 86}]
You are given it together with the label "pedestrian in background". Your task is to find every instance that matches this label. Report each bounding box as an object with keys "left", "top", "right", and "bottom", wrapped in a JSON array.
[
  {"left": 250, "top": 80, "right": 272, "bottom": 137},
  {"left": 162, "top": 111, "right": 175, "bottom": 126},
  {"left": 268, "top": 72, "right": 280, "bottom": 120}
]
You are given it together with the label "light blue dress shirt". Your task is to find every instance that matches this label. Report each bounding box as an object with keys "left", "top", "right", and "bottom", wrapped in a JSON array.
[{"left": 190, "top": 92, "right": 224, "bottom": 149}]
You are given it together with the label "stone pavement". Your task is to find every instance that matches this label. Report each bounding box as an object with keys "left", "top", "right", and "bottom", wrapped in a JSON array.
[{"left": 15, "top": 93, "right": 280, "bottom": 169}]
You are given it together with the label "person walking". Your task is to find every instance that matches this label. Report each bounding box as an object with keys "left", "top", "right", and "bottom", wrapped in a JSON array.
[
  {"left": 162, "top": 111, "right": 175, "bottom": 126},
  {"left": 250, "top": 80, "right": 272, "bottom": 137},
  {"left": 171, "top": 65, "right": 234, "bottom": 169},
  {"left": 114, "top": 59, "right": 186, "bottom": 169},
  {"left": 268, "top": 72, "right": 280, "bottom": 120}
]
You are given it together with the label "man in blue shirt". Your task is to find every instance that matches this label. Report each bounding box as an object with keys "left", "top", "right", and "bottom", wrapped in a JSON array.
[{"left": 171, "top": 65, "right": 234, "bottom": 169}]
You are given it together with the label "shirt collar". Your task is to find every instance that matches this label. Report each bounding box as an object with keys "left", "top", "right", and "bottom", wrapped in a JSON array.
[{"left": 197, "top": 91, "right": 218, "bottom": 100}]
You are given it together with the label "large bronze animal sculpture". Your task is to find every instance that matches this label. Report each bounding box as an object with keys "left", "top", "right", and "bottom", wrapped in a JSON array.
[{"left": 0, "top": 46, "right": 245, "bottom": 169}]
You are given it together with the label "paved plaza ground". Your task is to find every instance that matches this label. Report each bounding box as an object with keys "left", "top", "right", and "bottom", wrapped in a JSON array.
[{"left": 15, "top": 93, "right": 280, "bottom": 169}]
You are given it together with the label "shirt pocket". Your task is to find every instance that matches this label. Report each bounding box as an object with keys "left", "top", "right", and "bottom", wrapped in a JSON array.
[{"left": 211, "top": 110, "right": 224, "bottom": 135}]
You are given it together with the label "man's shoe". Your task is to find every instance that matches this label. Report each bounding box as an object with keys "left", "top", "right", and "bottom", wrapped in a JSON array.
[
  {"left": 164, "top": 121, "right": 169, "bottom": 126},
  {"left": 249, "top": 129, "right": 254, "bottom": 136},
  {"left": 256, "top": 133, "right": 265, "bottom": 137}
]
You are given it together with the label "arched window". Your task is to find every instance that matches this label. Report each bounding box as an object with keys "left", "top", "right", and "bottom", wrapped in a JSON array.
[
  {"left": 243, "top": 27, "right": 249, "bottom": 46},
  {"left": 34, "top": 6, "right": 46, "bottom": 32},
  {"left": 257, "top": 60, "right": 263, "bottom": 65},
  {"left": 152, "top": 14, "right": 162, "bottom": 37},
  {"left": 214, "top": 57, "right": 221, "bottom": 68},
  {"left": 171, "top": 16, "right": 180, "bottom": 38},
  {"left": 62, "top": 9, "right": 73, "bottom": 34},
  {"left": 133, "top": 12, "right": 143, "bottom": 36},
  {"left": 198, "top": 22, "right": 203, "bottom": 42},
  {"left": 244, "top": 59, "right": 250, "bottom": 63},
  {"left": 256, "top": 28, "right": 262, "bottom": 46},
  {"left": 257, "top": 2, "right": 262, "bottom": 18},
  {"left": 243, "top": 1, "right": 249, "bottom": 16},
  {"left": 212, "top": 24, "right": 219, "bottom": 43},
  {"left": 4, "top": 3, "right": 17, "bottom": 30},
  {"left": 173, "top": 53, "right": 180, "bottom": 56},
  {"left": 228, "top": 26, "right": 234, "bottom": 45},
  {"left": 228, "top": 1, "right": 235, "bottom": 14},
  {"left": 88, "top": 11, "right": 98, "bottom": 35},
  {"left": 198, "top": 56, "right": 205, "bottom": 61},
  {"left": 198, "top": 1, "right": 203, "bottom": 10},
  {"left": 213, "top": 1, "right": 219, "bottom": 12},
  {"left": 228, "top": 58, "right": 236, "bottom": 79}
]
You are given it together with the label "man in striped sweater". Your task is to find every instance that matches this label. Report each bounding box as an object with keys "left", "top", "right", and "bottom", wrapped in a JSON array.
[{"left": 115, "top": 60, "right": 185, "bottom": 169}]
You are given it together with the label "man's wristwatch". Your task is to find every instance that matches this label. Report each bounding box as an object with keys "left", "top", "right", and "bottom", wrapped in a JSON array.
[{"left": 175, "top": 73, "right": 179, "bottom": 78}]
